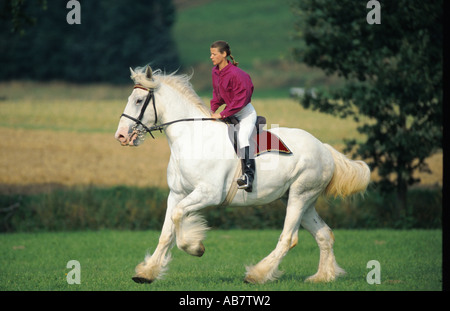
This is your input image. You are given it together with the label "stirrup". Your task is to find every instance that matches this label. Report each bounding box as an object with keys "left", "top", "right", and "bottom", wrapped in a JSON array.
[{"left": 237, "top": 174, "right": 249, "bottom": 189}]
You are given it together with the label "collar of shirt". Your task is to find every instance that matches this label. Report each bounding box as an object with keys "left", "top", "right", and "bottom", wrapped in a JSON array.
[{"left": 213, "top": 60, "right": 234, "bottom": 76}]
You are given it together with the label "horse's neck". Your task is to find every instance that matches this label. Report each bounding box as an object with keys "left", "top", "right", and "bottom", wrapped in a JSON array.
[
  {"left": 159, "top": 89, "right": 235, "bottom": 168},
  {"left": 159, "top": 85, "right": 216, "bottom": 146},
  {"left": 158, "top": 86, "right": 207, "bottom": 123}
]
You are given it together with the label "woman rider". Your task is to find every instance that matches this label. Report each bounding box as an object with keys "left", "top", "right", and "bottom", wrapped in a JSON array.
[{"left": 209, "top": 40, "right": 257, "bottom": 192}]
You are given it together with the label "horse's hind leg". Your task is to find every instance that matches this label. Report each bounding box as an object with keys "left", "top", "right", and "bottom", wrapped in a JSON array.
[
  {"left": 244, "top": 190, "right": 319, "bottom": 284},
  {"left": 300, "top": 206, "right": 346, "bottom": 282},
  {"left": 280, "top": 194, "right": 299, "bottom": 250}
]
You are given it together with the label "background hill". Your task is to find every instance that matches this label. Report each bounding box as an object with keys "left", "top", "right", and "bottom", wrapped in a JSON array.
[
  {"left": 171, "top": 0, "right": 341, "bottom": 97},
  {"left": 0, "top": 0, "right": 339, "bottom": 96}
]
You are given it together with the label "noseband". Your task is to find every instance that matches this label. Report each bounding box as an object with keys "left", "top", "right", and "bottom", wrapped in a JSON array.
[{"left": 120, "top": 84, "right": 216, "bottom": 140}]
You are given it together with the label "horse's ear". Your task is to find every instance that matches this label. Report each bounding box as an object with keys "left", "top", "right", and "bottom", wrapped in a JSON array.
[
  {"left": 145, "top": 66, "right": 153, "bottom": 79},
  {"left": 129, "top": 67, "right": 136, "bottom": 77}
]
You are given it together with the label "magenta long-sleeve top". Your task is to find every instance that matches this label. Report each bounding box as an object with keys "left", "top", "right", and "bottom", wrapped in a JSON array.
[{"left": 210, "top": 62, "right": 254, "bottom": 118}]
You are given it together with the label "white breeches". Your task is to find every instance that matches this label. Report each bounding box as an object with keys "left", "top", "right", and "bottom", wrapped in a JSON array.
[{"left": 234, "top": 103, "right": 257, "bottom": 149}]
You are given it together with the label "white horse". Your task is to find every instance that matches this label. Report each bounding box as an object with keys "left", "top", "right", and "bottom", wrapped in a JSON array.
[{"left": 115, "top": 65, "right": 371, "bottom": 284}]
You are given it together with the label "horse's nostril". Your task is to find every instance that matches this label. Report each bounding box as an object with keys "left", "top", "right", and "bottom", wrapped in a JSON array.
[{"left": 115, "top": 129, "right": 129, "bottom": 145}]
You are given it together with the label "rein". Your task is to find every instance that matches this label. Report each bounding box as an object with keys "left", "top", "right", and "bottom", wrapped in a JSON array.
[{"left": 121, "top": 85, "right": 216, "bottom": 140}]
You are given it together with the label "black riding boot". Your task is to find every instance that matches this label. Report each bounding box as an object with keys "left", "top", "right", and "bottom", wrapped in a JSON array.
[{"left": 237, "top": 146, "right": 255, "bottom": 192}]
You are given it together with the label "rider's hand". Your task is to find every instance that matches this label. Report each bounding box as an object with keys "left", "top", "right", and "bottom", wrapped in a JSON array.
[{"left": 211, "top": 112, "right": 222, "bottom": 119}]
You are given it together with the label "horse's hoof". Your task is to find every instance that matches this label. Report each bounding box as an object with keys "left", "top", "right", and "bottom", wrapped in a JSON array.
[
  {"left": 196, "top": 242, "right": 206, "bottom": 257},
  {"left": 244, "top": 278, "right": 256, "bottom": 284},
  {"left": 132, "top": 276, "right": 153, "bottom": 284}
]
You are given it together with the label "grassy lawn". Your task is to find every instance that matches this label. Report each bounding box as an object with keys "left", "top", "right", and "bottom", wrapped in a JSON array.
[{"left": 0, "top": 229, "right": 442, "bottom": 291}]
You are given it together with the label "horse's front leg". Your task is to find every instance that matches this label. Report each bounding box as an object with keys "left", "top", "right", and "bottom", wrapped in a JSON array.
[
  {"left": 171, "top": 186, "right": 219, "bottom": 257},
  {"left": 132, "top": 192, "right": 177, "bottom": 284}
]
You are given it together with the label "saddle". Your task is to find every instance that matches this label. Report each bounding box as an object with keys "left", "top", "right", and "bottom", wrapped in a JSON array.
[{"left": 223, "top": 116, "right": 292, "bottom": 157}]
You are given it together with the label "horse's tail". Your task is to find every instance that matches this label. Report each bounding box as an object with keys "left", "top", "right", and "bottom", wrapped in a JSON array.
[{"left": 322, "top": 143, "right": 371, "bottom": 198}]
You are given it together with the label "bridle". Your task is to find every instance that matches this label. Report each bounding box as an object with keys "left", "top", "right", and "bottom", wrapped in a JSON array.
[
  {"left": 120, "top": 85, "right": 158, "bottom": 140},
  {"left": 120, "top": 84, "right": 216, "bottom": 141}
]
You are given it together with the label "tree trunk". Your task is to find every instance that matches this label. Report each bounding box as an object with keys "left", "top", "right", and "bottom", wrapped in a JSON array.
[{"left": 396, "top": 174, "right": 408, "bottom": 222}]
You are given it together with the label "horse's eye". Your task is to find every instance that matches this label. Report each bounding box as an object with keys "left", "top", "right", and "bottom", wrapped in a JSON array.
[{"left": 136, "top": 99, "right": 143, "bottom": 105}]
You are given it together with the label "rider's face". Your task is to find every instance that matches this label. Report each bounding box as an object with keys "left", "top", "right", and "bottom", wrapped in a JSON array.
[{"left": 210, "top": 48, "right": 227, "bottom": 68}]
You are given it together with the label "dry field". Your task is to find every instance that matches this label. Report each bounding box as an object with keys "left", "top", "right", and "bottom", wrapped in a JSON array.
[{"left": 0, "top": 82, "right": 442, "bottom": 194}]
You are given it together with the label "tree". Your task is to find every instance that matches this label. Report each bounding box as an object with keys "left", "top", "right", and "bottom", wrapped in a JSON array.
[
  {"left": 0, "top": 0, "right": 179, "bottom": 83},
  {"left": 291, "top": 0, "right": 442, "bottom": 216},
  {"left": 0, "top": 0, "right": 47, "bottom": 34}
]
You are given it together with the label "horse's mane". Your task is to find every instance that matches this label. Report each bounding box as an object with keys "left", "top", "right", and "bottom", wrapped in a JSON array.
[{"left": 131, "top": 67, "right": 211, "bottom": 117}]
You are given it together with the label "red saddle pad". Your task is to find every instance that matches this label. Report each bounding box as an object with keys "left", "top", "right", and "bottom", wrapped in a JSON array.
[{"left": 252, "top": 130, "right": 292, "bottom": 157}]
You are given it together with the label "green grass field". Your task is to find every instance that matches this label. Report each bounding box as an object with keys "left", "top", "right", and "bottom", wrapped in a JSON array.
[{"left": 0, "top": 229, "right": 442, "bottom": 291}]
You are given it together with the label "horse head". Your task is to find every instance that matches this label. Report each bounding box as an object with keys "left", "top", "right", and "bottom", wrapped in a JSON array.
[{"left": 115, "top": 65, "right": 160, "bottom": 146}]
